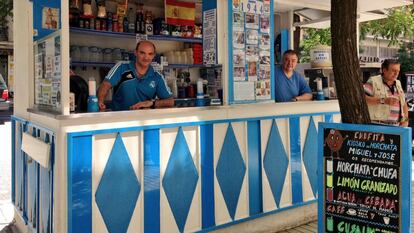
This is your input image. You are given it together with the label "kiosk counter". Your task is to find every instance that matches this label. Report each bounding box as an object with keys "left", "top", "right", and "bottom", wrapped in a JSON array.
[{"left": 12, "top": 101, "right": 340, "bottom": 233}]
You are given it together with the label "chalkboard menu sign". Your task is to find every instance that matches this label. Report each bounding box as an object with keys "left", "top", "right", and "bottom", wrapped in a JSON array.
[{"left": 318, "top": 123, "right": 412, "bottom": 233}]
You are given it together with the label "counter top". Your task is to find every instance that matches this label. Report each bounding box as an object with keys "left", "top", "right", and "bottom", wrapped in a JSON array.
[{"left": 26, "top": 101, "right": 340, "bottom": 133}]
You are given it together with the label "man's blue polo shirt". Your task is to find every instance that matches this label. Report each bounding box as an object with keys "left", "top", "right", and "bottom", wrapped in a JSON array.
[
  {"left": 274, "top": 66, "right": 311, "bottom": 102},
  {"left": 105, "top": 61, "right": 172, "bottom": 111}
]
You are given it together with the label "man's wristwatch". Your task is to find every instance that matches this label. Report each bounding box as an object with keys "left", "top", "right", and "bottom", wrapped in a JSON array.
[
  {"left": 151, "top": 99, "right": 156, "bottom": 109},
  {"left": 380, "top": 97, "right": 385, "bottom": 104}
]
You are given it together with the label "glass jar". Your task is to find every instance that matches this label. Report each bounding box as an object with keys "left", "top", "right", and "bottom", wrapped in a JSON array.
[
  {"left": 103, "top": 48, "right": 113, "bottom": 62},
  {"left": 89, "top": 46, "right": 99, "bottom": 62},
  {"left": 112, "top": 48, "right": 122, "bottom": 62},
  {"left": 80, "top": 46, "right": 90, "bottom": 62},
  {"left": 70, "top": 45, "right": 81, "bottom": 61}
]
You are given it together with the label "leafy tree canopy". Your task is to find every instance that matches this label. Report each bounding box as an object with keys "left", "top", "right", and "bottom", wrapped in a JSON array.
[
  {"left": 299, "top": 28, "right": 331, "bottom": 63},
  {"left": 0, "top": 0, "right": 12, "bottom": 28},
  {"left": 360, "top": 5, "right": 414, "bottom": 45},
  {"left": 299, "top": 5, "right": 414, "bottom": 63}
]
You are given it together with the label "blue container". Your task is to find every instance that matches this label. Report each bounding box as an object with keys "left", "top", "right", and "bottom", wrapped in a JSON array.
[
  {"left": 87, "top": 96, "right": 99, "bottom": 112},
  {"left": 316, "top": 91, "right": 325, "bottom": 101},
  {"left": 196, "top": 98, "right": 205, "bottom": 107}
]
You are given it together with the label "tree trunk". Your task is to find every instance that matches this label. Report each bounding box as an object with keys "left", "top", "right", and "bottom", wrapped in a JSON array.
[{"left": 331, "top": 0, "right": 371, "bottom": 124}]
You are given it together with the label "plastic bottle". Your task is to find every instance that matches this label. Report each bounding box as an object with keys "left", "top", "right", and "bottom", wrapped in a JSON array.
[
  {"left": 123, "top": 15, "right": 129, "bottom": 33},
  {"left": 107, "top": 12, "right": 113, "bottom": 32},
  {"left": 136, "top": 4, "right": 144, "bottom": 33},
  {"left": 87, "top": 78, "right": 99, "bottom": 112},
  {"left": 172, "top": 77, "right": 178, "bottom": 98},
  {"left": 315, "top": 78, "right": 325, "bottom": 101},
  {"left": 128, "top": 7, "right": 136, "bottom": 33},
  {"left": 196, "top": 79, "right": 205, "bottom": 106}
]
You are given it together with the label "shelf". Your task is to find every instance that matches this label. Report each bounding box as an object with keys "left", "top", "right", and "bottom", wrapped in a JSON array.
[
  {"left": 164, "top": 64, "right": 205, "bottom": 69},
  {"left": 71, "top": 61, "right": 221, "bottom": 69},
  {"left": 71, "top": 61, "right": 116, "bottom": 68},
  {"left": 70, "top": 28, "right": 203, "bottom": 43}
]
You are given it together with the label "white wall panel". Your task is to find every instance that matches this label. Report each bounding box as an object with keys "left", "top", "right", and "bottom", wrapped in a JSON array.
[
  {"left": 276, "top": 118, "right": 292, "bottom": 208},
  {"left": 160, "top": 128, "right": 180, "bottom": 233},
  {"left": 231, "top": 122, "right": 249, "bottom": 220},
  {"left": 92, "top": 134, "right": 116, "bottom": 233},
  {"left": 182, "top": 126, "right": 202, "bottom": 232},
  {"left": 300, "top": 117, "right": 314, "bottom": 201},
  {"left": 213, "top": 123, "right": 232, "bottom": 225},
  {"left": 261, "top": 119, "right": 277, "bottom": 212}
]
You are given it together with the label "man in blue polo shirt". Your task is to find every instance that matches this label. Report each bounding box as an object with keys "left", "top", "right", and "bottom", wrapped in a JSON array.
[
  {"left": 98, "top": 40, "right": 174, "bottom": 111},
  {"left": 275, "top": 50, "right": 312, "bottom": 102}
]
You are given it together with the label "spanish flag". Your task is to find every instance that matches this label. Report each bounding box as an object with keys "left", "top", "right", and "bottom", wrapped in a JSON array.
[{"left": 165, "top": 0, "right": 195, "bottom": 26}]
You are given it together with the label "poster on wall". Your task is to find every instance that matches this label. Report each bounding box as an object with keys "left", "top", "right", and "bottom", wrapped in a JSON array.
[
  {"left": 234, "top": 81, "right": 255, "bottom": 101},
  {"left": 34, "top": 31, "right": 62, "bottom": 112},
  {"left": 233, "top": 29, "right": 245, "bottom": 49},
  {"left": 405, "top": 73, "right": 414, "bottom": 111},
  {"left": 203, "top": 9, "right": 217, "bottom": 65},
  {"left": 33, "top": 0, "right": 61, "bottom": 41},
  {"left": 230, "top": 0, "right": 272, "bottom": 103},
  {"left": 319, "top": 123, "right": 412, "bottom": 233},
  {"left": 42, "top": 7, "right": 59, "bottom": 30}
]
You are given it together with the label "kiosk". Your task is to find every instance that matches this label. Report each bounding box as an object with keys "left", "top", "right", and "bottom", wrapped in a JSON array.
[{"left": 12, "top": 0, "right": 342, "bottom": 233}]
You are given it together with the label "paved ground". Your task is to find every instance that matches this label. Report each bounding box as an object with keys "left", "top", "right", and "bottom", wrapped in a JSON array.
[{"left": 0, "top": 122, "right": 13, "bottom": 232}]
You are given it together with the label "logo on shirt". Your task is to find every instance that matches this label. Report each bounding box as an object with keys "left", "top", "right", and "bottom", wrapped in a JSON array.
[
  {"left": 149, "top": 81, "right": 156, "bottom": 89},
  {"left": 126, "top": 73, "right": 134, "bottom": 79}
]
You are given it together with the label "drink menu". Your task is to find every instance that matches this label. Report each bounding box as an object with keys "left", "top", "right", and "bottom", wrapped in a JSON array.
[{"left": 323, "top": 128, "right": 401, "bottom": 233}]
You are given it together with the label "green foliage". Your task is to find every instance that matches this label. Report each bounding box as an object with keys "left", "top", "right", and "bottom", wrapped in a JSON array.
[
  {"left": 299, "top": 28, "right": 331, "bottom": 63},
  {"left": 0, "top": 0, "right": 12, "bottom": 28},
  {"left": 396, "top": 42, "right": 414, "bottom": 77},
  {"left": 360, "top": 5, "right": 414, "bottom": 46},
  {"left": 299, "top": 5, "right": 414, "bottom": 62}
]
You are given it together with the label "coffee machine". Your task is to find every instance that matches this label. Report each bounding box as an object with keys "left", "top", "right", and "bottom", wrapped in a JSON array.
[{"left": 304, "top": 68, "right": 337, "bottom": 100}]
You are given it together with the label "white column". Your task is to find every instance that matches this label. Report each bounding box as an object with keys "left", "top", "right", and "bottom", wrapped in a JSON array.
[
  {"left": 288, "top": 10, "right": 294, "bottom": 50},
  {"left": 13, "top": 0, "right": 32, "bottom": 118}
]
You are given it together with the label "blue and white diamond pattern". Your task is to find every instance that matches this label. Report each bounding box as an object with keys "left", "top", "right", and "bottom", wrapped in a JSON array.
[
  {"left": 301, "top": 116, "right": 322, "bottom": 201},
  {"left": 263, "top": 119, "right": 289, "bottom": 209},
  {"left": 261, "top": 119, "right": 291, "bottom": 212},
  {"left": 215, "top": 122, "right": 248, "bottom": 222},
  {"left": 160, "top": 127, "right": 201, "bottom": 232},
  {"left": 93, "top": 132, "right": 143, "bottom": 233},
  {"left": 162, "top": 127, "right": 199, "bottom": 232},
  {"left": 303, "top": 117, "right": 318, "bottom": 197}
]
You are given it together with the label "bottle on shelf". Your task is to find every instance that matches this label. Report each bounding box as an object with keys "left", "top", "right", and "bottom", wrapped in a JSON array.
[
  {"left": 107, "top": 12, "right": 113, "bottom": 32},
  {"left": 128, "top": 7, "right": 136, "bottom": 33},
  {"left": 87, "top": 78, "right": 99, "bottom": 112},
  {"left": 172, "top": 77, "right": 178, "bottom": 98},
  {"left": 118, "top": 16, "right": 123, "bottom": 32},
  {"left": 145, "top": 11, "right": 153, "bottom": 35},
  {"left": 69, "top": 0, "right": 81, "bottom": 27},
  {"left": 135, "top": 3, "right": 145, "bottom": 34},
  {"left": 196, "top": 78, "right": 205, "bottom": 106},
  {"left": 112, "top": 14, "right": 118, "bottom": 32},
  {"left": 123, "top": 15, "right": 129, "bottom": 33}
]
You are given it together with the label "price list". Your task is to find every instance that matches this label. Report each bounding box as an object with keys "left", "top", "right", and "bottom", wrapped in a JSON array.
[{"left": 323, "top": 128, "right": 401, "bottom": 233}]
